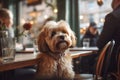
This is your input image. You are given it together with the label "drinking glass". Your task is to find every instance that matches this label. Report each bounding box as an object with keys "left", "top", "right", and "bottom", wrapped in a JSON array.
[
  {"left": 0, "top": 37, "right": 15, "bottom": 62},
  {"left": 83, "top": 38, "right": 90, "bottom": 48},
  {"left": 33, "top": 39, "right": 38, "bottom": 54}
]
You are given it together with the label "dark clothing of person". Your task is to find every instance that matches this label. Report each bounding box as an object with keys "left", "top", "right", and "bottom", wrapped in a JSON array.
[
  {"left": 97, "top": 6, "right": 120, "bottom": 51},
  {"left": 97, "top": 6, "right": 120, "bottom": 73},
  {"left": 81, "top": 29, "right": 99, "bottom": 47}
]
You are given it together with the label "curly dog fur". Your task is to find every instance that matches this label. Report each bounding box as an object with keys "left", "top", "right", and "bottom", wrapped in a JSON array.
[{"left": 36, "top": 20, "right": 76, "bottom": 80}]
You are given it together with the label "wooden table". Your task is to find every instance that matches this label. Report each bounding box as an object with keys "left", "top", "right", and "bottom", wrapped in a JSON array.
[
  {"left": 69, "top": 47, "right": 98, "bottom": 51},
  {"left": 0, "top": 51, "right": 94, "bottom": 72},
  {"left": 70, "top": 51, "right": 93, "bottom": 58},
  {"left": 0, "top": 53, "right": 39, "bottom": 72}
]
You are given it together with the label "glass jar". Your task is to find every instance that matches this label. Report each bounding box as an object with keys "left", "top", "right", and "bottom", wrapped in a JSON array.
[
  {"left": 0, "top": 30, "right": 8, "bottom": 57},
  {"left": 0, "top": 30, "right": 15, "bottom": 61}
]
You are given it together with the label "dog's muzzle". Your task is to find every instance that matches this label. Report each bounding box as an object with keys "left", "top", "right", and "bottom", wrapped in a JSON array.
[{"left": 56, "top": 41, "right": 69, "bottom": 50}]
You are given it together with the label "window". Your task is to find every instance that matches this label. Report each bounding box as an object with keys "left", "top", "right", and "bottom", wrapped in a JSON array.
[{"left": 79, "top": 0, "right": 112, "bottom": 38}]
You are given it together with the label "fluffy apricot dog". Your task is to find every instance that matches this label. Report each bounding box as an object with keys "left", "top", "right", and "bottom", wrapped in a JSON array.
[{"left": 36, "top": 20, "right": 76, "bottom": 80}]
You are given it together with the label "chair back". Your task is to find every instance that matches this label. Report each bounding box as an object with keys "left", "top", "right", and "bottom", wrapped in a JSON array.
[
  {"left": 110, "top": 47, "right": 120, "bottom": 80},
  {"left": 95, "top": 40, "right": 115, "bottom": 79}
]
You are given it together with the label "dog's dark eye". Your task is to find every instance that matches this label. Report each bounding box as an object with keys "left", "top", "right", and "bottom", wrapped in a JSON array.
[
  {"left": 62, "top": 30, "right": 67, "bottom": 33},
  {"left": 51, "top": 31, "right": 56, "bottom": 37},
  {"left": 62, "top": 30, "right": 68, "bottom": 35}
]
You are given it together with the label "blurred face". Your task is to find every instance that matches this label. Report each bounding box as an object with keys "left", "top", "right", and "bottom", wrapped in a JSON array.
[
  {"left": 0, "top": 10, "right": 13, "bottom": 28},
  {"left": 111, "top": 0, "right": 120, "bottom": 9},
  {"left": 4, "top": 17, "right": 13, "bottom": 28},
  {"left": 89, "top": 27, "right": 97, "bottom": 35},
  {"left": 112, "top": 0, "right": 116, "bottom": 9}
]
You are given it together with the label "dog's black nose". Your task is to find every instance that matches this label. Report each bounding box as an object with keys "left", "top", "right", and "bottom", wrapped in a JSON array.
[{"left": 60, "top": 35, "right": 64, "bottom": 40}]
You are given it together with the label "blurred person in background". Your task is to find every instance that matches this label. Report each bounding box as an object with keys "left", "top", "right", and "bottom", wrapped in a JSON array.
[
  {"left": 97, "top": 0, "right": 120, "bottom": 79},
  {"left": 81, "top": 21, "right": 99, "bottom": 47},
  {"left": 0, "top": 8, "right": 14, "bottom": 38},
  {"left": 78, "top": 22, "right": 99, "bottom": 74}
]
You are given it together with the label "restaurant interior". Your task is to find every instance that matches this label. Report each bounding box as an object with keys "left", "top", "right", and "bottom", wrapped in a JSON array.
[
  {"left": 1, "top": 0, "right": 119, "bottom": 80},
  {"left": 0, "top": 0, "right": 112, "bottom": 47}
]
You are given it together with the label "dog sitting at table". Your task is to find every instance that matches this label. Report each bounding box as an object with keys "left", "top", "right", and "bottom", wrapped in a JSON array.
[{"left": 36, "top": 20, "right": 76, "bottom": 80}]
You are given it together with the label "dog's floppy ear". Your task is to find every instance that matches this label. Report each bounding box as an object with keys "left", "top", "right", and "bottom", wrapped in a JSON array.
[
  {"left": 38, "top": 29, "right": 49, "bottom": 53},
  {"left": 70, "top": 31, "right": 77, "bottom": 47}
]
